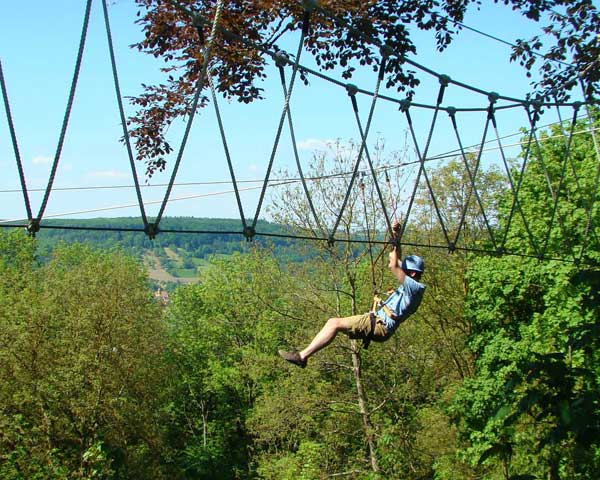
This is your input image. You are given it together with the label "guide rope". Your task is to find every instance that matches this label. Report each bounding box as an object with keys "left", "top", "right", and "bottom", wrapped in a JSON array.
[
  {"left": 153, "top": 0, "right": 226, "bottom": 238},
  {"left": 101, "top": 0, "right": 149, "bottom": 229},
  {"left": 0, "top": 60, "right": 32, "bottom": 221},
  {"left": 33, "top": 0, "right": 94, "bottom": 235},
  {"left": 250, "top": 3, "right": 313, "bottom": 237}
]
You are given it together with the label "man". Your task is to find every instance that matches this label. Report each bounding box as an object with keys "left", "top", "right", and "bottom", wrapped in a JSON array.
[{"left": 278, "top": 248, "right": 425, "bottom": 368}]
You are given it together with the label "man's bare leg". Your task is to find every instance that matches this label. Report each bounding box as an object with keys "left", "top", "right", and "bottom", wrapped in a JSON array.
[
  {"left": 299, "top": 317, "right": 348, "bottom": 361},
  {"left": 279, "top": 317, "right": 353, "bottom": 368}
]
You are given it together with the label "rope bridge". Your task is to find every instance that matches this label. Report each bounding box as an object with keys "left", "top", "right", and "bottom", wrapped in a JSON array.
[{"left": 1, "top": 0, "right": 599, "bottom": 266}]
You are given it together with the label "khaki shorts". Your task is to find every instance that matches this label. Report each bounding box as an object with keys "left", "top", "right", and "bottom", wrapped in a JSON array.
[{"left": 346, "top": 313, "right": 389, "bottom": 343}]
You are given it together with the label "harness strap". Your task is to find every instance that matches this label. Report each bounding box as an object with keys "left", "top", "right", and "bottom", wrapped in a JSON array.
[
  {"left": 380, "top": 303, "right": 398, "bottom": 321},
  {"left": 372, "top": 292, "right": 399, "bottom": 322}
]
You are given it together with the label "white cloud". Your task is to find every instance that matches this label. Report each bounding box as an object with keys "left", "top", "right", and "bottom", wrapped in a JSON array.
[
  {"left": 86, "top": 169, "right": 129, "bottom": 179},
  {"left": 297, "top": 138, "right": 334, "bottom": 151},
  {"left": 32, "top": 155, "right": 52, "bottom": 165}
]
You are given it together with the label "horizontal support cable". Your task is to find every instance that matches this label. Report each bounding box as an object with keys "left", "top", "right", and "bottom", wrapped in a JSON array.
[{"left": 0, "top": 221, "right": 595, "bottom": 267}]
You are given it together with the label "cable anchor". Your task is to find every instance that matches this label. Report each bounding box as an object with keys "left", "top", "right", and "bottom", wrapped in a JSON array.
[
  {"left": 243, "top": 225, "right": 255, "bottom": 241},
  {"left": 26, "top": 218, "right": 40, "bottom": 237},
  {"left": 399, "top": 99, "right": 411, "bottom": 112},
  {"left": 274, "top": 50, "right": 289, "bottom": 68},
  {"left": 144, "top": 222, "right": 159, "bottom": 240}
]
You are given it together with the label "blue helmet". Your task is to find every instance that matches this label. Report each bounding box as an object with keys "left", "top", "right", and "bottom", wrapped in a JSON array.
[{"left": 401, "top": 254, "right": 425, "bottom": 273}]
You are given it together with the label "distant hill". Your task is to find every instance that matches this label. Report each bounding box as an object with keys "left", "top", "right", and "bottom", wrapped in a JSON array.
[
  {"left": 19, "top": 217, "right": 309, "bottom": 287},
  {"left": 30, "top": 217, "right": 296, "bottom": 255}
]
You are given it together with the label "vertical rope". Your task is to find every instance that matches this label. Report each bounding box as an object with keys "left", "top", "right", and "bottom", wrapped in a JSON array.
[
  {"left": 0, "top": 60, "right": 33, "bottom": 221},
  {"left": 499, "top": 104, "right": 541, "bottom": 256},
  {"left": 539, "top": 105, "right": 580, "bottom": 260},
  {"left": 579, "top": 81, "right": 600, "bottom": 262},
  {"left": 554, "top": 103, "right": 583, "bottom": 193},
  {"left": 277, "top": 61, "right": 327, "bottom": 238},
  {"left": 525, "top": 106, "right": 577, "bottom": 261},
  {"left": 250, "top": 8, "right": 311, "bottom": 232},
  {"left": 448, "top": 101, "right": 497, "bottom": 250},
  {"left": 359, "top": 175, "right": 377, "bottom": 294},
  {"left": 385, "top": 171, "right": 398, "bottom": 224},
  {"left": 208, "top": 74, "right": 248, "bottom": 230},
  {"left": 154, "top": 0, "right": 225, "bottom": 233},
  {"left": 34, "top": 0, "right": 94, "bottom": 231},
  {"left": 400, "top": 77, "right": 452, "bottom": 249},
  {"left": 329, "top": 56, "right": 386, "bottom": 243},
  {"left": 347, "top": 56, "right": 394, "bottom": 237},
  {"left": 101, "top": 0, "right": 149, "bottom": 229}
]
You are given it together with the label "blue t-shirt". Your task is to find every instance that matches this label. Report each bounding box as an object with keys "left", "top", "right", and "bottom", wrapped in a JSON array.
[{"left": 376, "top": 276, "right": 425, "bottom": 334}]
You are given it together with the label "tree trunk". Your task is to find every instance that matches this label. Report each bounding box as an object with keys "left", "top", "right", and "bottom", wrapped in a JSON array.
[
  {"left": 347, "top": 272, "right": 380, "bottom": 473},
  {"left": 351, "top": 341, "right": 380, "bottom": 473}
]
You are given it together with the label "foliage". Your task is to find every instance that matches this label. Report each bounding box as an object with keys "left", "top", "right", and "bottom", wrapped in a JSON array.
[
  {"left": 129, "top": 0, "right": 599, "bottom": 174},
  {"left": 0, "top": 231, "right": 169, "bottom": 479},
  {"left": 451, "top": 114, "right": 600, "bottom": 479},
  {"left": 511, "top": 0, "right": 600, "bottom": 101}
]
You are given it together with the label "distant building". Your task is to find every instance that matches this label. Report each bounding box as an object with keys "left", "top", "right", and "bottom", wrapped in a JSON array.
[{"left": 154, "top": 287, "right": 170, "bottom": 305}]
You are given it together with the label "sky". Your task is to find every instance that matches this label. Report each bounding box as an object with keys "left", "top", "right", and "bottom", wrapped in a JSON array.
[{"left": 0, "top": 0, "right": 590, "bottom": 229}]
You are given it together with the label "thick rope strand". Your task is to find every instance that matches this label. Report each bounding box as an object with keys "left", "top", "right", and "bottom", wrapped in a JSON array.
[{"left": 0, "top": 60, "right": 32, "bottom": 220}]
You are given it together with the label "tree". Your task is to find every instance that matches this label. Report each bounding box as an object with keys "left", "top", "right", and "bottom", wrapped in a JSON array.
[
  {"left": 263, "top": 140, "right": 496, "bottom": 478},
  {"left": 129, "top": 0, "right": 600, "bottom": 174},
  {"left": 0, "top": 233, "right": 169, "bottom": 479},
  {"left": 450, "top": 114, "right": 600, "bottom": 479},
  {"left": 161, "top": 250, "right": 295, "bottom": 479}
]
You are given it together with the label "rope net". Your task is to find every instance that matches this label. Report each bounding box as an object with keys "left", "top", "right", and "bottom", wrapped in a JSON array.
[{"left": 1, "top": 0, "right": 599, "bottom": 267}]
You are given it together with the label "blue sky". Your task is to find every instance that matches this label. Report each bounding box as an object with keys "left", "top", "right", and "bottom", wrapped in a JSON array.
[{"left": 0, "top": 0, "right": 587, "bottom": 225}]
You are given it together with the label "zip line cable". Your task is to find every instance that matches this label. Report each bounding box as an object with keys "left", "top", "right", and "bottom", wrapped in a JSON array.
[
  {"left": 432, "top": 12, "right": 574, "bottom": 68},
  {"left": 1, "top": 122, "right": 596, "bottom": 196}
]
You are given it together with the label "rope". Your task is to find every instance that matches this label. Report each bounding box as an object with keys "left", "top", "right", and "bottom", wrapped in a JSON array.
[
  {"left": 329, "top": 57, "right": 386, "bottom": 243},
  {"left": 207, "top": 74, "right": 248, "bottom": 230},
  {"left": 153, "top": 0, "right": 225, "bottom": 238},
  {"left": 0, "top": 60, "right": 33, "bottom": 220},
  {"left": 33, "top": 0, "right": 93, "bottom": 234},
  {"left": 448, "top": 101, "right": 497, "bottom": 250},
  {"left": 579, "top": 81, "right": 600, "bottom": 263},
  {"left": 400, "top": 79, "right": 452, "bottom": 250},
  {"left": 553, "top": 102, "right": 600, "bottom": 257},
  {"left": 347, "top": 58, "right": 394, "bottom": 237},
  {"left": 101, "top": 0, "right": 149, "bottom": 228},
  {"left": 535, "top": 105, "right": 580, "bottom": 261},
  {"left": 527, "top": 106, "right": 575, "bottom": 258},
  {"left": 250, "top": 7, "right": 312, "bottom": 234},
  {"left": 277, "top": 61, "right": 328, "bottom": 238},
  {"left": 498, "top": 104, "right": 542, "bottom": 256},
  {"left": 359, "top": 175, "right": 377, "bottom": 294},
  {"left": 2, "top": 218, "right": 595, "bottom": 267},
  {"left": 385, "top": 171, "right": 398, "bottom": 224}
]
